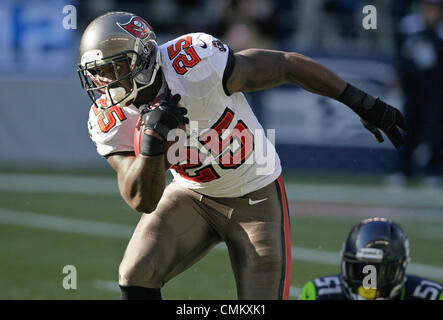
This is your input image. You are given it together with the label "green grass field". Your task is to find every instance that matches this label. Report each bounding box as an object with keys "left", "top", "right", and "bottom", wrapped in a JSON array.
[{"left": 1, "top": 170, "right": 442, "bottom": 300}]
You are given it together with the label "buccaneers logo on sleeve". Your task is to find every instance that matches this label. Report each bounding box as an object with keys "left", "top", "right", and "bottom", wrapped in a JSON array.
[
  {"left": 117, "top": 16, "right": 154, "bottom": 39},
  {"left": 212, "top": 39, "right": 226, "bottom": 52}
]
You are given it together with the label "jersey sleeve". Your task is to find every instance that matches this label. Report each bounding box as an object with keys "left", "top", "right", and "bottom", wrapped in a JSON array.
[
  {"left": 160, "top": 33, "right": 235, "bottom": 99},
  {"left": 88, "top": 104, "right": 139, "bottom": 158},
  {"left": 299, "top": 281, "right": 317, "bottom": 300},
  {"left": 193, "top": 33, "right": 235, "bottom": 96}
]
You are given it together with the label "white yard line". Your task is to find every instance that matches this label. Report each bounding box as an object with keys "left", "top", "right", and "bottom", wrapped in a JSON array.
[
  {"left": 1, "top": 208, "right": 442, "bottom": 281},
  {"left": 284, "top": 183, "right": 443, "bottom": 209},
  {"left": 0, "top": 173, "right": 118, "bottom": 195},
  {"left": 0, "top": 208, "right": 134, "bottom": 238},
  {"left": 2, "top": 172, "right": 443, "bottom": 209}
]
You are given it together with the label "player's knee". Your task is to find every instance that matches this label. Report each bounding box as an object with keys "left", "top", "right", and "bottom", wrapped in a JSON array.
[{"left": 118, "top": 257, "right": 159, "bottom": 288}]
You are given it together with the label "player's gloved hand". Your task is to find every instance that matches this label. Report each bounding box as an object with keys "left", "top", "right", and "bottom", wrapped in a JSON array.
[
  {"left": 338, "top": 83, "right": 408, "bottom": 149},
  {"left": 138, "top": 90, "right": 189, "bottom": 156},
  {"left": 140, "top": 90, "right": 189, "bottom": 141}
]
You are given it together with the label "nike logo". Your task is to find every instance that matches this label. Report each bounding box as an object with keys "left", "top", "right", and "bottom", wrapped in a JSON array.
[
  {"left": 199, "top": 40, "right": 207, "bottom": 49},
  {"left": 249, "top": 198, "right": 268, "bottom": 205}
]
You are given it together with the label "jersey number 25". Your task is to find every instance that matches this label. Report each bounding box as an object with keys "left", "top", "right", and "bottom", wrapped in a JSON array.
[{"left": 167, "top": 36, "right": 201, "bottom": 75}]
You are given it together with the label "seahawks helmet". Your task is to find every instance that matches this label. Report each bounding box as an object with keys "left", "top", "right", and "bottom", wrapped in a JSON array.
[
  {"left": 78, "top": 12, "right": 161, "bottom": 109},
  {"left": 341, "top": 217, "right": 410, "bottom": 300}
]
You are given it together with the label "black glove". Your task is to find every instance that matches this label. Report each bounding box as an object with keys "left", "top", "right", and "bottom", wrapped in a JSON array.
[
  {"left": 338, "top": 83, "right": 408, "bottom": 149},
  {"left": 140, "top": 90, "right": 189, "bottom": 141},
  {"left": 138, "top": 90, "right": 189, "bottom": 156}
]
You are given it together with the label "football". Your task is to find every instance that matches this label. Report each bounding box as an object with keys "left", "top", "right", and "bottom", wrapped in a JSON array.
[{"left": 133, "top": 96, "right": 185, "bottom": 169}]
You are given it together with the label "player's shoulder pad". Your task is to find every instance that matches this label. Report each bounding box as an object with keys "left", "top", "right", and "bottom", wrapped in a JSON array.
[
  {"left": 300, "top": 274, "right": 345, "bottom": 300},
  {"left": 160, "top": 32, "right": 231, "bottom": 78},
  {"left": 162, "top": 32, "right": 228, "bottom": 59},
  {"left": 404, "top": 274, "right": 443, "bottom": 300},
  {"left": 159, "top": 33, "right": 234, "bottom": 98},
  {"left": 87, "top": 99, "right": 139, "bottom": 157},
  {"left": 88, "top": 102, "right": 130, "bottom": 136},
  {"left": 311, "top": 274, "right": 347, "bottom": 300},
  {"left": 299, "top": 281, "right": 317, "bottom": 300}
]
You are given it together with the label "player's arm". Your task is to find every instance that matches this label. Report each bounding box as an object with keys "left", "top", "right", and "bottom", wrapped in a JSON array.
[
  {"left": 107, "top": 152, "right": 166, "bottom": 213},
  {"left": 227, "top": 49, "right": 346, "bottom": 99},
  {"left": 226, "top": 49, "right": 408, "bottom": 149},
  {"left": 107, "top": 92, "right": 188, "bottom": 213}
]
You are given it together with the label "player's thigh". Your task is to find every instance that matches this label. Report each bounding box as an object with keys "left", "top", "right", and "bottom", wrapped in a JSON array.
[
  {"left": 225, "top": 176, "right": 291, "bottom": 299},
  {"left": 119, "top": 182, "right": 219, "bottom": 288}
]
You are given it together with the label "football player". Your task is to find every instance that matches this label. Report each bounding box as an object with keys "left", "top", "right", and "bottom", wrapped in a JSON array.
[
  {"left": 78, "top": 12, "right": 407, "bottom": 300},
  {"left": 300, "top": 217, "right": 443, "bottom": 300}
]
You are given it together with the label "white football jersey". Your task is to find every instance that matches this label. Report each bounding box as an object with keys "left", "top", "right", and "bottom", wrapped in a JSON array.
[{"left": 88, "top": 33, "right": 281, "bottom": 198}]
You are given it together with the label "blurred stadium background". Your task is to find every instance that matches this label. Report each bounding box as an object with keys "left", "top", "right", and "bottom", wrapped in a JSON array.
[{"left": 0, "top": 0, "right": 442, "bottom": 299}]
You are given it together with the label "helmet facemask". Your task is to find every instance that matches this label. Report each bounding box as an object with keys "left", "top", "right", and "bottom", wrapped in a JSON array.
[
  {"left": 78, "top": 38, "right": 160, "bottom": 109},
  {"left": 341, "top": 256, "right": 407, "bottom": 300}
]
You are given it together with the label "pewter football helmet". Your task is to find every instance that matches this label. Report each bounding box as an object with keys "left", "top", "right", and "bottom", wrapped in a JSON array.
[{"left": 78, "top": 11, "right": 161, "bottom": 108}]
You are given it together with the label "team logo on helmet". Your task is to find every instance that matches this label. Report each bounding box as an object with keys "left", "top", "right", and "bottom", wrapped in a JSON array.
[{"left": 117, "top": 16, "right": 153, "bottom": 39}]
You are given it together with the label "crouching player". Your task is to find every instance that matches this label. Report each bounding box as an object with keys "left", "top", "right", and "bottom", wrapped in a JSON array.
[{"left": 300, "top": 217, "right": 443, "bottom": 300}]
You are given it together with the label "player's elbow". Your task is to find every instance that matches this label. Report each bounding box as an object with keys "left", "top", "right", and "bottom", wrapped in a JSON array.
[
  {"left": 121, "top": 185, "right": 160, "bottom": 213},
  {"left": 283, "top": 52, "right": 314, "bottom": 83},
  {"left": 134, "top": 201, "right": 158, "bottom": 214},
  {"left": 118, "top": 176, "right": 163, "bottom": 213},
  {"left": 127, "top": 195, "right": 159, "bottom": 213}
]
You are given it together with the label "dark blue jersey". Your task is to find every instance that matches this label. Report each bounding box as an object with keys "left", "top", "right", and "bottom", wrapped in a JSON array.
[{"left": 300, "top": 274, "right": 443, "bottom": 300}]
